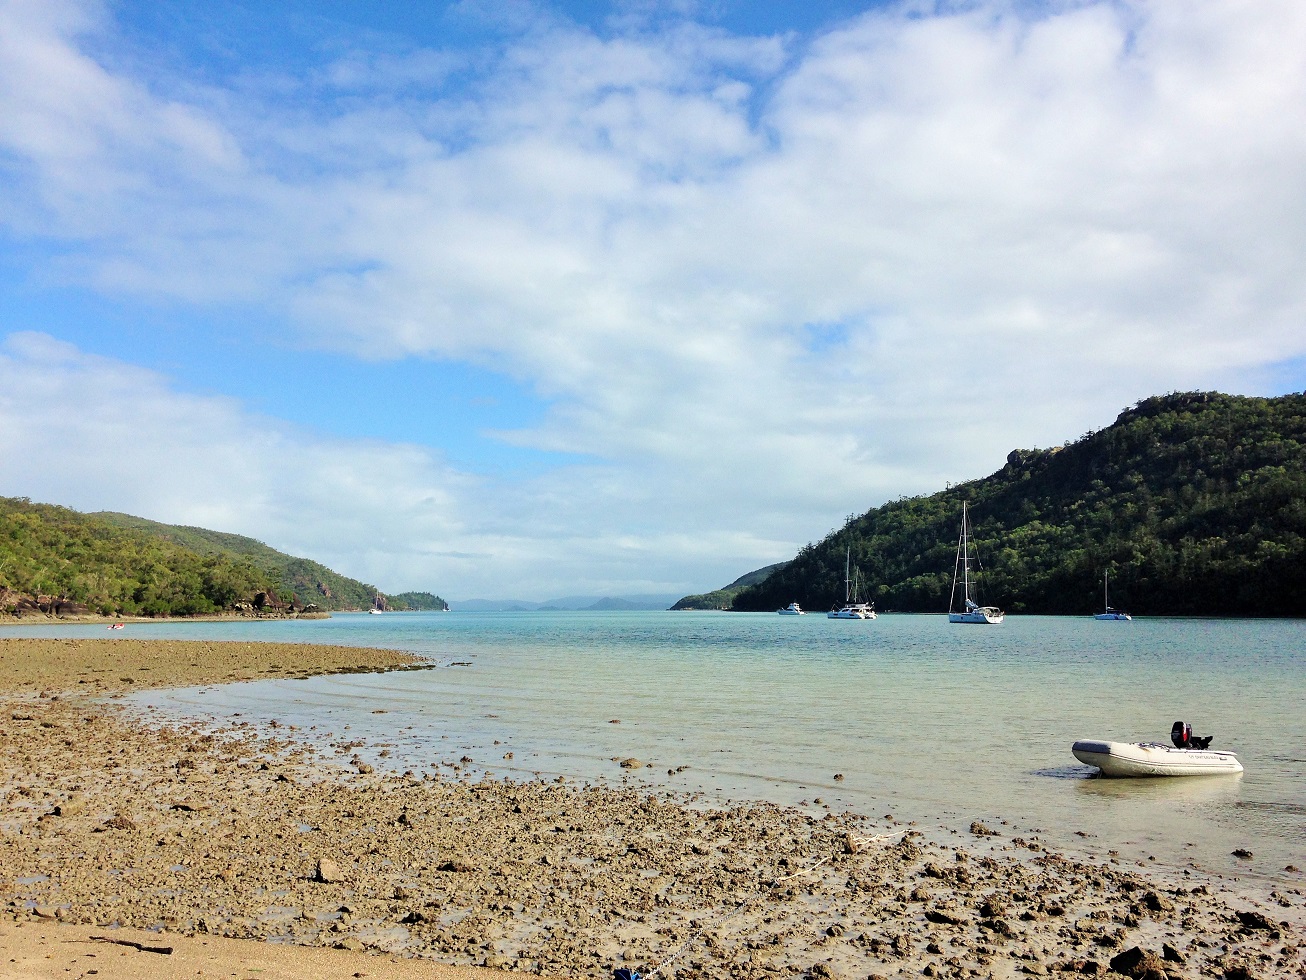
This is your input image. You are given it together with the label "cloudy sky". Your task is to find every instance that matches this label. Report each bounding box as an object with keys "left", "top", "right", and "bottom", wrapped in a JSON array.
[{"left": 1, "top": 0, "right": 1304, "bottom": 602}]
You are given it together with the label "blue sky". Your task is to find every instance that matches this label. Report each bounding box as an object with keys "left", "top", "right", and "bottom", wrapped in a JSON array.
[{"left": 2, "top": 0, "right": 1305, "bottom": 600}]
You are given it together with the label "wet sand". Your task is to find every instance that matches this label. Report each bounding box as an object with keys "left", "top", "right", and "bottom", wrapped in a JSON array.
[{"left": 2, "top": 638, "right": 1302, "bottom": 979}]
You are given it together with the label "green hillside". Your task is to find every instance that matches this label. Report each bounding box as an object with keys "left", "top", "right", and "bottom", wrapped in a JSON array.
[
  {"left": 0, "top": 498, "right": 277, "bottom": 616},
  {"left": 671, "top": 562, "right": 788, "bottom": 610},
  {"left": 93, "top": 512, "right": 389, "bottom": 611},
  {"left": 389, "top": 591, "right": 450, "bottom": 611},
  {"left": 733, "top": 392, "right": 1306, "bottom": 617},
  {"left": 0, "top": 499, "right": 447, "bottom": 616}
]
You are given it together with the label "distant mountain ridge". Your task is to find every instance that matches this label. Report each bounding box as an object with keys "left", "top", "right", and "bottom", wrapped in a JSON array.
[
  {"left": 452, "top": 594, "right": 684, "bottom": 612},
  {"left": 731, "top": 391, "right": 1306, "bottom": 617}
]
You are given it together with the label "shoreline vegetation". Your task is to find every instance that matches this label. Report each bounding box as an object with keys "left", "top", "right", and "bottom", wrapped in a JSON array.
[{"left": 2, "top": 640, "right": 1302, "bottom": 980}]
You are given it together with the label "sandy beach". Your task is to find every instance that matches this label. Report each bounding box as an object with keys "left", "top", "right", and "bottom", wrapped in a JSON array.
[{"left": 2, "top": 638, "right": 1302, "bottom": 980}]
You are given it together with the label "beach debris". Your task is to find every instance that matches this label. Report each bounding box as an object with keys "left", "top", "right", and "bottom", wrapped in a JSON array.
[
  {"left": 1108, "top": 946, "right": 1167, "bottom": 978},
  {"left": 925, "top": 907, "right": 969, "bottom": 926},
  {"left": 1235, "top": 910, "right": 1278, "bottom": 932},
  {"left": 438, "top": 859, "right": 476, "bottom": 873},
  {"left": 618, "top": 757, "right": 644, "bottom": 769},
  {"left": 314, "top": 857, "right": 345, "bottom": 883},
  {"left": 1140, "top": 891, "right": 1173, "bottom": 914},
  {"left": 91, "top": 935, "right": 173, "bottom": 955},
  {"left": 970, "top": 821, "right": 999, "bottom": 836},
  {"left": 1232, "top": 848, "right": 1254, "bottom": 858},
  {"left": 833, "top": 773, "right": 844, "bottom": 781}
]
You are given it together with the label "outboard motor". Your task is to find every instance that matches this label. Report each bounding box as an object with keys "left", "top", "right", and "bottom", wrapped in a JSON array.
[
  {"left": 1171, "top": 720, "right": 1191, "bottom": 748},
  {"left": 1171, "top": 721, "right": 1213, "bottom": 750}
]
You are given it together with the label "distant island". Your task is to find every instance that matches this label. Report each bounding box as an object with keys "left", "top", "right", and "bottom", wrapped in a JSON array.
[
  {"left": 0, "top": 497, "right": 447, "bottom": 619},
  {"left": 691, "top": 391, "right": 1306, "bottom": 617}
]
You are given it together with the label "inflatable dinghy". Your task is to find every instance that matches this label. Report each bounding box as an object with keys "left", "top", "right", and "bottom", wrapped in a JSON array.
[{"left": 1072, "top": 721, "right": 1242, "bottom": 777}]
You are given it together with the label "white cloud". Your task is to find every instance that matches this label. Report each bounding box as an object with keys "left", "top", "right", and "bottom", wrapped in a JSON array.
[
  {"left": 2, "top": 0, "right": 1305, "bottom": 597},
  {"left": 0, "top": 332, "right": 794, "bottom": 597}
]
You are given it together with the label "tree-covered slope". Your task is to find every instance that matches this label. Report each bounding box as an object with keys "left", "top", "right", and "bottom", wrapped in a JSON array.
[
  {"left": 0, "top": 498, "right": 277, "bottom": 616},
  {"left": 0, "top": 499, "right": 446, "bottom": 616},
  {"left": 733, "top": 392, "right": 1306, "bottom": 617},
  {"left": 93, "top": 512, "right": 388, "bottom": 611},
  {"left": 389, "top": 591, "right": 450, "bottom": 611},
  {"left": 671, "top": 562, "right": 788, "bottom": 610}
]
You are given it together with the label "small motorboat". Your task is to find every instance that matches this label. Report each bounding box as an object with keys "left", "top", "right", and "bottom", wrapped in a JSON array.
[
  {"left": 777, "top": 602, "right": 805, "bottom": 615},
  {"left": 1073, "top": 721, "right": 1242, "bottom": 777}
]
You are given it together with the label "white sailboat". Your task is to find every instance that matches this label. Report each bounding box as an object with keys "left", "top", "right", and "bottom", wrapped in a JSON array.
[
  {"left": 948, "top": 502, "right": 1004, "bottom": 624},
  {"left": 369, "top": 593, "right": 385, "bottom": 614},
  {"left": 828, "top": 547, "right": 876, "bottom": 619},
  {"left": 1093, "top": 570, "right": 1131, "bottom": 621}
]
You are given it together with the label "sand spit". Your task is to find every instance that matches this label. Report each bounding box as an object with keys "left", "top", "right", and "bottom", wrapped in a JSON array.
[
  {"left": 1, "top": 640, "right": 1303, "bottom": 980},
  {"left": 0, "top": 637, "right": 424, "bottom": 692}
]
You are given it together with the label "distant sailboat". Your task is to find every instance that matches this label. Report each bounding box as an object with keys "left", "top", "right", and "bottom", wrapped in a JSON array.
[
  {"left": 828, "top": 547, "right": 876, "bottom": 619},
  {"left": 369, "top": 593, "right": 385, "bottom": 614},
  {"left": 948, "top": 502, "right": 1004, "bottom": 624},
  {"left": 1093, "top": 570, "right": 1131, "bottom": 621}
]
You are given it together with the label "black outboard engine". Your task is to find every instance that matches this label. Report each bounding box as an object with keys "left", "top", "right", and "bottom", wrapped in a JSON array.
[
  {"left": 1171, "top": 720, "right": 1191, "bottom": 748},
  {"left": 1171, "top": 721, "right": 1213, "bottom": 750}
]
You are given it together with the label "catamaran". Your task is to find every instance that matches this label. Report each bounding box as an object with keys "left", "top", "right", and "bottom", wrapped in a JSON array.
[
  {"left": 828, "top": 546, "right": 876, "bottom": 619},
  {"left": 948, "top": 502, "right": 1004, "bottom": 624},
  {"left": 1093, "top": 569, "right": 1131, "bottom": 620}
]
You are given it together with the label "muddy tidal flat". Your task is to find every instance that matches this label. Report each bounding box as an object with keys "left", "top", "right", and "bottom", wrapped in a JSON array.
[{"left": 1, "top": 639, "right": 1302, "bottom": 980}]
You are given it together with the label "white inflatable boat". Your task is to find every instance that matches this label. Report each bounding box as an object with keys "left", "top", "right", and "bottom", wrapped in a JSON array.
[{"left": 1072, "top": 739, "right": 1243, "bottom": 777}]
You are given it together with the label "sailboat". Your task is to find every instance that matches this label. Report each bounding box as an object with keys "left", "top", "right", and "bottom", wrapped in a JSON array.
[
  {"left": 1093, "top": 570, "right": 1131, "bottom": 621},
  {"left": 948, "top": 502, "right": 1004, "bottom": 624},
  {"left": 369, "top": 593, "right": 385, "bottom": 614},
  {"left": 828, "top": 546, "right": 876, "bottom": 619}
]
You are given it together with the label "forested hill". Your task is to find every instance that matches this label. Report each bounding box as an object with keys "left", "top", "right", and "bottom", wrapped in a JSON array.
[
  {"left": 671, "top": 562, "right": 788, "bottom": 610},
  {"left": 0, "top": 498, "right": 446, "bottom": 616},
  {"left": 91, "top": 511, "right": 399, "bottom": 612},
  {"left": 732, "top": 392, "right": 1306, "bottom": 617}
]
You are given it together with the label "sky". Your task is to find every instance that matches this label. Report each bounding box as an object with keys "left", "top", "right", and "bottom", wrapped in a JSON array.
[{"left": 2, "top": 0, "right": 1305, "bottom": 602}]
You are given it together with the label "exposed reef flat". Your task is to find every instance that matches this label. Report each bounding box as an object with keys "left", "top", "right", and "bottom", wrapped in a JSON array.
[
  {"left": 1, "top": 639, "right": 1302, "bottom": 979},
  {"left": 0, "top": 637, "right": 419, "bottom": 692}
]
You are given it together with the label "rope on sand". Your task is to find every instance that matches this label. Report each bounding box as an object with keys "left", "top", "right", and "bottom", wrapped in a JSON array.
[{"left": 619, "top": 831, "right": 902, "bottom": 980}]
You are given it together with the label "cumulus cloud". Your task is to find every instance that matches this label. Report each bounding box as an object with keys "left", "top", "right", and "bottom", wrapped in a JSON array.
[{"left": 1, "top": 0, "right": 1305, "bottom": 596}]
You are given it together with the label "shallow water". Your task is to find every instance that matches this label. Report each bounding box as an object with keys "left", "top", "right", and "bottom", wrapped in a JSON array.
[{"left": 15, "top": 611, "right": 1305, "bottom": 881}]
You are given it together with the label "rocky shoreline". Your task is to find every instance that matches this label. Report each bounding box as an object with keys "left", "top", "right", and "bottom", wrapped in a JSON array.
[{"left": 1, "top": 639, "right": 1302, "bottom": 979}]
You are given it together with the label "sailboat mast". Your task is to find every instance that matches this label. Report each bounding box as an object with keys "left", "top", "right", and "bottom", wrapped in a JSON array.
[
  {"left": 1103, "top": 569, "right": 1109, "bottom": 612},
  {"left": 845, "top": 546, "right": 852, "bottom": 603},
  {"left": 961, "top": 502, "right": 971, "bottom": 604}
]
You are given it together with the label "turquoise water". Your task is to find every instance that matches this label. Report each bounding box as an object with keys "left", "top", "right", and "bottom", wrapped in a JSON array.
[{"left": 13, "top": 612, "right": 1305, "bottom": 880}]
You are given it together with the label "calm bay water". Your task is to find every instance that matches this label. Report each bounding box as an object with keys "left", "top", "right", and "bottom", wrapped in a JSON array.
[{"left": 15, "top": 611, "right": 1305, "bottom": 881}]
